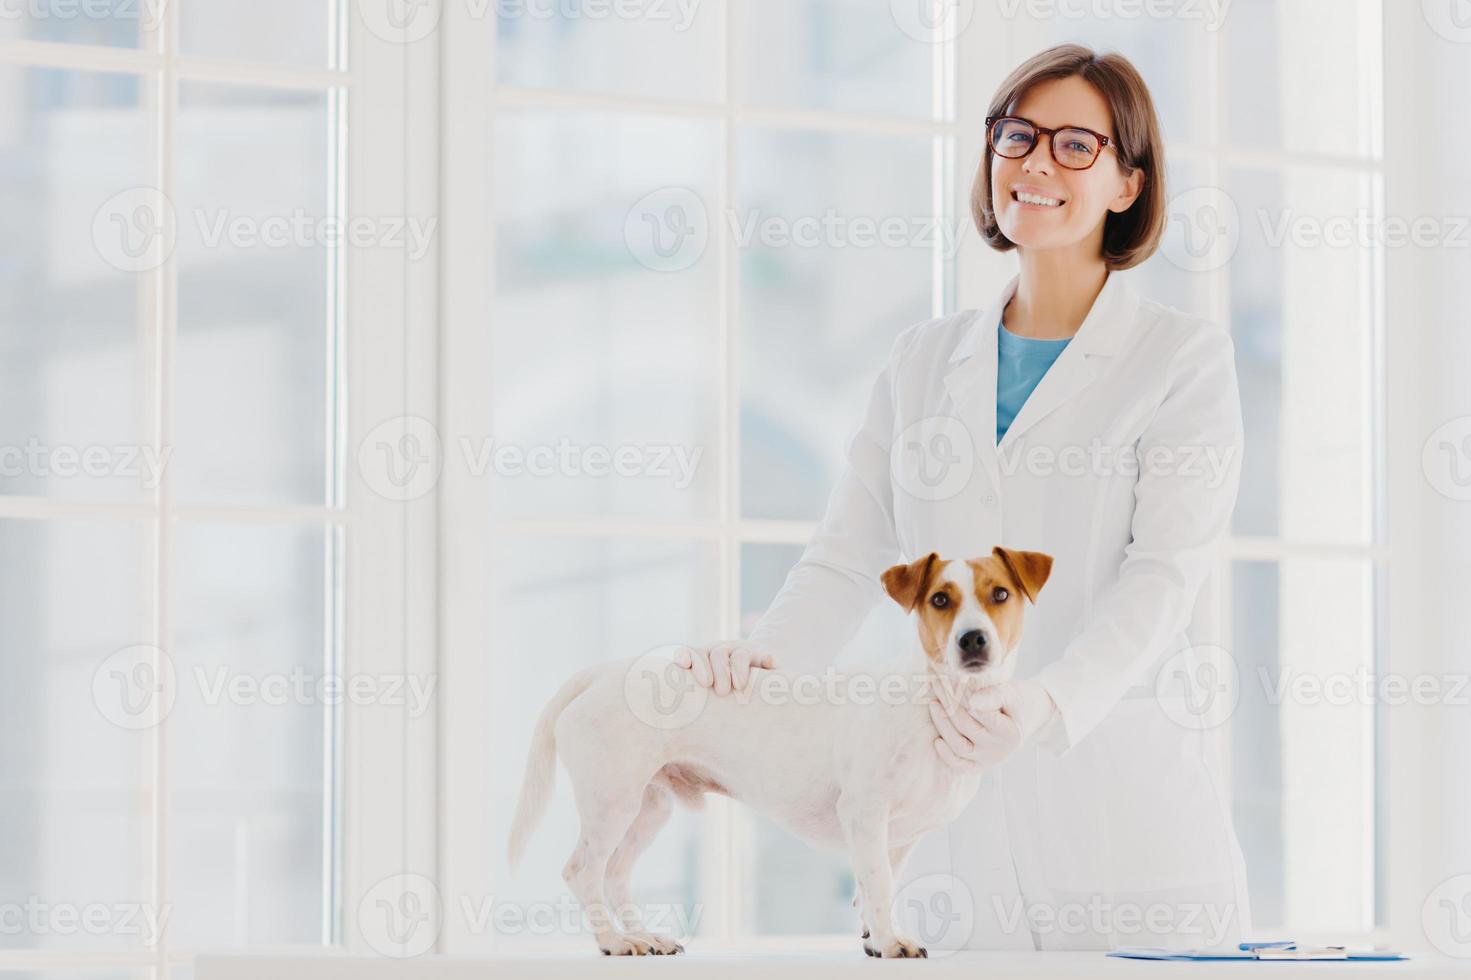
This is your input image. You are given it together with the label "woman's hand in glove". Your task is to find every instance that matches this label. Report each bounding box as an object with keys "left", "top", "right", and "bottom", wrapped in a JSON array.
[{"left": 929, "top": 678, "right": 1057, "bottom": 772}]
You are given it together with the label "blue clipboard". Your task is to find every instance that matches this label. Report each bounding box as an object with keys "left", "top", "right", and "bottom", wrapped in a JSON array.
[{"left": 1108, "top": 940, "right": 1407, "bottom": 961}]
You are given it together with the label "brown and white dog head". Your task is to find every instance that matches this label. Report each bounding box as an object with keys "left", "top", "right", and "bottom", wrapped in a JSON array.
[{"left": 880, "top": 547, "right": 1053, "bottom": 684}]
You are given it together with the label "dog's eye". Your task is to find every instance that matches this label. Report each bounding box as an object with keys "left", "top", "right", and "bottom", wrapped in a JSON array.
[
  {"left": 929, "top": 592, "right": 949, "bottom": 609},
  {"left": 992, "top": 587, "right": 1009, "bottom": 603}
]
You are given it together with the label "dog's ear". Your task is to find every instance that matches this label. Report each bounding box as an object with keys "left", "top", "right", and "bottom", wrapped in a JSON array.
[
  {"left": 992, "top": 547, "right": 1053, "bottom": 603},
  {"left": 881, "top": 552, "right": 940, "bottom": 612}
]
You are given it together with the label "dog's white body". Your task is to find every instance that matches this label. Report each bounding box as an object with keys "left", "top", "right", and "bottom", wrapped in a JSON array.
[{"left": 505, "top": 550, "right": 1051, "bottom": 958}]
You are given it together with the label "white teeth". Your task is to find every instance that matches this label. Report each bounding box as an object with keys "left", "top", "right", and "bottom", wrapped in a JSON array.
[{"left": 1015, "top": 191, "right": 1062, "bottom": 207}]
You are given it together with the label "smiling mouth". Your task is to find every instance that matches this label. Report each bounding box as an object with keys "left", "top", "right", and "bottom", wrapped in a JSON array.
[{"left": 1012, "top": 189, "right": 1064, "bottom": 208}]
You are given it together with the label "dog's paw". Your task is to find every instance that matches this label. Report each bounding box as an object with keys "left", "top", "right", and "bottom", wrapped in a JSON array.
[
  {"left": 601, "top": 933, "right": 684, "bottom": 956},
  {"left": 599, "top": 936, "right": 639, "bottom": 956},
  {"left": 626, "top": 932, "right": 685, "bottom": 955},
  {"left": 863, "top": 934, "right": 928, "bottom": 958}
]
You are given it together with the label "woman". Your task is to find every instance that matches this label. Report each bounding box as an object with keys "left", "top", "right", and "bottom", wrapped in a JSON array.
[{"left": 675, "top": 44, "right": 1250, "bottom": 951}]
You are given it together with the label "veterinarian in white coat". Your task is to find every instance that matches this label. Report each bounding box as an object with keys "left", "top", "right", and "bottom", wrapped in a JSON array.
[{"left": 678, "top": 45, "right": 1252, "bottom": 951}]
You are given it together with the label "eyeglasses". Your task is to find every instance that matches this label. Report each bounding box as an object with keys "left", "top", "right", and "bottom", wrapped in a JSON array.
[{"left": 985, "top": 115, "right": 1114, "bottom": 171}]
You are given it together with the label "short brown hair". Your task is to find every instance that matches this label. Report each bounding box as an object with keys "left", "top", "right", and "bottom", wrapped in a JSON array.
[{"left": 971, "top": 44, "right": 1167, "bottom": 271}]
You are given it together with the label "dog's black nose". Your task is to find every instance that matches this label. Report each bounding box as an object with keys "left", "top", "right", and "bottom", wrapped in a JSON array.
[{"left": 957, "top": 630, "right": 988, "bottom": 664}]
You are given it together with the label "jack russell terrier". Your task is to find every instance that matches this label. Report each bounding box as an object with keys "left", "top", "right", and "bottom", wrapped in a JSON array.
[{"left": 506, "top": 546, "right": 1053, "bottom": 958}]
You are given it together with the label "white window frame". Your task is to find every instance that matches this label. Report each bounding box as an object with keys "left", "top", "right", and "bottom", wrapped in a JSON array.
[
  {"left": 0, "top": 1, "right": 436, "bottom": 974},
  {"left": 1378, "top": 0, "right": 1447, "bottom": 957}
]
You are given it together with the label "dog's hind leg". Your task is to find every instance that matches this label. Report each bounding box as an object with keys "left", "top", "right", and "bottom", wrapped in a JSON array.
[
  {"left": 602, "top": 780, "right": 683, "bottom": 955},
  {"left": 562, "top": 783, "right": 655, "bottom": 956}
]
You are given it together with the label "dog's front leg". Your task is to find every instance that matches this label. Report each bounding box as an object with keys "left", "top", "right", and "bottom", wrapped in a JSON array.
[
  {"left": 859, "top": 841, "right": 912, "bottom": 941},
  {"left": 838, "top": 798, "right": 926, "bottom": 958},
  {"left": 857, "top": 840, "right": 919, "bottom": 941}
]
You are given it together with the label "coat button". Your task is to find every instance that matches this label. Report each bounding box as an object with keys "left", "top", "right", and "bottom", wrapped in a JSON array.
[{"left": 984, "top": 493, "right": 996, "bottom": 506}]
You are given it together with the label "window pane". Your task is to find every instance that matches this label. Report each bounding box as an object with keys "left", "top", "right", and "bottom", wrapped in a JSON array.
[
  {"left": 0, "top": 0, "right": 142, "bottom": 47},
  {"left": 174, "top": 84, "right": 335, "bottom": 507},
  {"left": 739, "top": 542, "right": 804, "bottom": 638},
  {"left": 497, "top": 0, "right": 723, "bottom": 103},
  {"left": 1225, "top": 0, "right": 1377, "bottom": 158},
  {"left": 492, "top": 111, "right": 720, "bottom": 521},
  {"left": 1231, "top": 558, "right": 1374, "bottom": 932},
  {"left": 1227, "top": 166, "right": 1375, "bottom": 545},
  {"left": 489, "top": 535, "right": 719, "bottom": 947},
  {"left": 167, "top": 523, "right": 337, "bottom": 947},
  {"left": 0, "top": 67, "right": 149, "bottom": 501},
  {"left": 739, "top": 128, "right": 935, "bottom": 521},
  {"left": 738, "top": 0, "right": 941, "bottom": 120},
  {"left": 180, "top": 0, "right": 336, "bottom": 67},
  {"left": 1018, "top": 11, "right": 1214, "bottom": 145},
  {"left": 0, "top": 519, "right": 148, "bottom": 950},
  {"left": 1135, "top": 154, "right": 1215, "bottom": 317}
]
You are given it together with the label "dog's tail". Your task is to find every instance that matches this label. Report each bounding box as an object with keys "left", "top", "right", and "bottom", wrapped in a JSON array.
[{"left": 506, "top": 665, "right": 599, "bottom": 874}]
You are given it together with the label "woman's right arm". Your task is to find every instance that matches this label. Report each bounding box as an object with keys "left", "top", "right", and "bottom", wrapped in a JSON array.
[{"left": 676, "top": 325, "right": 917, "bottom": 690}]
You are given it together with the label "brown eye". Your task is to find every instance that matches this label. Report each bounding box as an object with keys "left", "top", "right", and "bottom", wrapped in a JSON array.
[
  {"left": 992, "top": 587, "right": 1009, "bottom": 603},
  {"left": 930, "top": 592, "right": 949, "bottom": 609}
]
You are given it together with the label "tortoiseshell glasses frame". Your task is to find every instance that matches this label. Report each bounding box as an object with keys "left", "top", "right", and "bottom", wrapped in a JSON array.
[{"left": 985, "top": 115, "right": 1116, "bottom": 171}]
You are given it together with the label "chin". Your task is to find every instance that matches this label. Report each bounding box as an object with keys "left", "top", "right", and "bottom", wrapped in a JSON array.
[
  {"left": 956, "top": 657, "right": 1016, "bottom": 688},
  {"left": 998, "top": 221, "right": 1084, "bottom": 252}
]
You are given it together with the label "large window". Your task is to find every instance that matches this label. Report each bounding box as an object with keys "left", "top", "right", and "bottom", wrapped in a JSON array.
[
  {"left": 1217, "top": 0, "right": 1383, "bottom": 933},
  {"left": 0, "top": 0, "right": 419, "bottom": 974}
]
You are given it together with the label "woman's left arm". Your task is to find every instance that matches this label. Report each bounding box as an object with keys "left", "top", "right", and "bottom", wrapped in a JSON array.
[{"left": 1023, "top": 322, "right": 1244, "bottom": 753}]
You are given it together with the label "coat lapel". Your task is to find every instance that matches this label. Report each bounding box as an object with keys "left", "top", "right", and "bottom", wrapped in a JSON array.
[
  {"left": 943, "top": 276, "right": 1013, "bottom": 496},
  {"left": 942, "top": 271, "right": 1141, "bottom": 494}
]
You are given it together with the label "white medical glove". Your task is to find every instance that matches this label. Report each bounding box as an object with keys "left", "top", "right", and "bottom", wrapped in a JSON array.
[
  {"left": 672, "top": 641, "right": 777, "bottom": 696},
  {"left": 929, "top": 678, "right": 1058, "bottom": 772}
]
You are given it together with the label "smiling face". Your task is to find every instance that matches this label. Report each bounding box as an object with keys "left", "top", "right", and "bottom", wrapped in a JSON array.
[
  {"left": 988, "top": 74, "right": 1144, "bottom": 258},
  {"left": 881, "top": 548, "right": 1054, "bottom": 684}
]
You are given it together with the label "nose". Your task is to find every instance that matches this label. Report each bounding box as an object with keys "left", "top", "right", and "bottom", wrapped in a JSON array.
[
  {"left": 957, "top": 629, "right": 988, "bottom": 665},
  {"left": 1022, "top": 133, "right": 1056, "bottom": 175}
]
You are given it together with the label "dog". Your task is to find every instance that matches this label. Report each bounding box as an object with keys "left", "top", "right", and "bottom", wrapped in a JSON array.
[{"left": 505, "top": 546, "right": 1052, "bottom": 957}]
